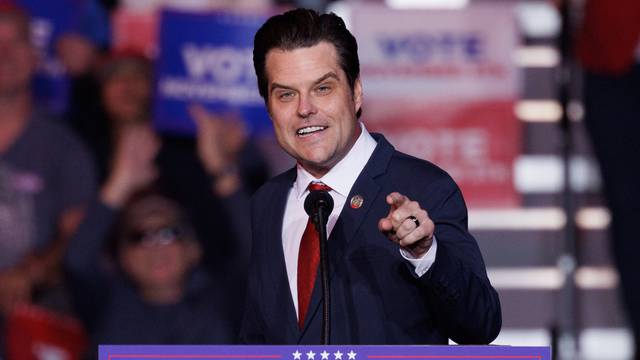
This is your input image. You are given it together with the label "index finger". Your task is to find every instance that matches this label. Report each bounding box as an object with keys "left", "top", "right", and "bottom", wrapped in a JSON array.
[{"left": 386, "top": 192, "right": 408, "bottom": 208}]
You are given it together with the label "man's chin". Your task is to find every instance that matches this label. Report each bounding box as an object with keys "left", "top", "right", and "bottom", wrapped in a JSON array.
[{"left": 298, "top": 158, "right": 334, "bottom": 177}]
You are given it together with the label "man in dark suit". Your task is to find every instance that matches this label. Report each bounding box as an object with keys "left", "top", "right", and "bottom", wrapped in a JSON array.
[
  {"left": 578, "top": 1, "right": 640, "bottom": 357},
  {"left": 240, "top": 8, "right": 501, "bottom": 345}
]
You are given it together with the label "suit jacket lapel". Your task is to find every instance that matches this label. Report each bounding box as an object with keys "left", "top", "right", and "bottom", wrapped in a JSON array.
[
  {"left": 339, "top": 134, "right": 395, "bottom": 247},
  {"left": 264, "top": 168, "right": 301, "bottom": 339},
  {"left": 298, "top": 134, "right": 395, "bottom": 340}
]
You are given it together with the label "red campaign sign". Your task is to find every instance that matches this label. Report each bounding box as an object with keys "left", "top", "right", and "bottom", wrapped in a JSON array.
[
  {"left": 5, "top": 304, "right": 87, "bottom": 360},
  {"left": 365, "top": 99, "right": 520, "bottom": 208},
  {"left": 351, "top": 3, "right": 521, "bottom": 208}
]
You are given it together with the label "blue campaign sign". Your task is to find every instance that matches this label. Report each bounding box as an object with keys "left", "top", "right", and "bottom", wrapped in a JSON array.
[
  {"left": 377, "top": 33, "right": 485, "bottom": 64},
  {"left": 153, "top": 10, "right": 272, "bottom": 136},
  {"left": 100, "top": 345, "right": 551, "bottom": 360}
]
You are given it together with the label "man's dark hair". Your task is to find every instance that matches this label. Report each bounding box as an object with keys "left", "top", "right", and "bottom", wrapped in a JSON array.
[{"left": 253, "top": 8, "right": 361, "bottom": 117}]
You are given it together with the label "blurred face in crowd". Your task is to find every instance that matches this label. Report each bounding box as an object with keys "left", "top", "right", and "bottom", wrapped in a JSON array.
[
  {"left": 265, "top": 41, "right": 362, "bottom": 178},
  {"left": 119, "top": 196, "right": 200, "bottom": 302},
  {"left": 56, "top": 33, "right": 97, "bottom": 76},
  {"left": 102, "top": 62, "right": 152, "bottom": 124},
  {"left": 0, "top": 14, "right": 36, "bottom": 98}
]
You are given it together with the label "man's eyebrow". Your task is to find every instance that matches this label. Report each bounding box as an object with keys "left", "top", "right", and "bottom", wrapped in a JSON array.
[
  {"left": 269, "top": 72, "right": 340, "bottom": 93},
  {"left": 313, "top": 72, "right": 340, "bottom": 86},
  {"left": 270, "top": 82, "right": 294, "bottom": 92}
]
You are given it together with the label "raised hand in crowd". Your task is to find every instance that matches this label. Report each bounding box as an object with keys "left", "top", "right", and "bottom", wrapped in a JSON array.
[
  {"left": 190, "top": 104, "right": 247, "bottom": 197},
  {"left": 0, "top": 265, "right": 31, "bottom": 314},
  {"left": 100, "top": 124, "right": 161, "bottom": 208}
]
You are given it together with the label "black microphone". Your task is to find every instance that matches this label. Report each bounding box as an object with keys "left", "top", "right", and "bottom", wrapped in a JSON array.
[
  {"left": 303, "top": 187, "right": 334, "bottom": 344},
  {"left": 304, "top": 189, "right": 334, "bottom": 227}
]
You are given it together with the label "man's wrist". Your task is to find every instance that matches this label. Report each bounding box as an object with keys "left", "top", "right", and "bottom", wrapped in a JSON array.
[
  {"left": 401, "top": 235, "right": 438, "bottom": 277},
  {"left": 403, "top": 236, "right": 432, "bottom": 258}
]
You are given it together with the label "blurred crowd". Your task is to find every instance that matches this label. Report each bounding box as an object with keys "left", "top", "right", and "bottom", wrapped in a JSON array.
[{"left": 0, "top": 0, "right": 279, "bottom": 358}]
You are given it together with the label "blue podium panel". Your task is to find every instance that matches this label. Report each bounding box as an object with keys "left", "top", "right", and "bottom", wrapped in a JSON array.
[{"left": 100, "top": 345, "right": 550, "bottom": 360}]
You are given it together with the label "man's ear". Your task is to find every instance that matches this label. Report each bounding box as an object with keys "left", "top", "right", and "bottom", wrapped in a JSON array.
[{"left": 353, "top": 77, "right": 363, "bottom": 114}]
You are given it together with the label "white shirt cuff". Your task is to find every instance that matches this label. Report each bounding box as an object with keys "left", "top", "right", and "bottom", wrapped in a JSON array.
[{"left": 399, "top": 235, "right": 438, "bottom": 277}]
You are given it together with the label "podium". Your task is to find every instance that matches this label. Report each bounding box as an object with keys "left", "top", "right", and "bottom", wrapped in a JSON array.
[{"left": 100, "top": 345, "right": 550, "bottom": 360}]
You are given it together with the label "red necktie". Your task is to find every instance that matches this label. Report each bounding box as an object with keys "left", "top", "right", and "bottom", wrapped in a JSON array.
[{"left": 297, "top": 182, "right": 332, "bottom": 329}]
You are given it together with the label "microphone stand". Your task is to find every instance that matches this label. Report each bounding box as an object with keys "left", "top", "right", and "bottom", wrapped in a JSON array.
[
  {"left": 313, "top": 204, "right": 331, "bottom": 345},
  {"left": 305, "top": 190, "right": 334, "bottom": 345}
]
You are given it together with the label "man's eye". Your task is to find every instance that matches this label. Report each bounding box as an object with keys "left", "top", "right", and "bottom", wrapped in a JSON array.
[
  {"left": 316, "top": 85, "right": 332, "bottom": 94},
  {"left": 278, "top": 91, "right": 295, "bottom": 101}
]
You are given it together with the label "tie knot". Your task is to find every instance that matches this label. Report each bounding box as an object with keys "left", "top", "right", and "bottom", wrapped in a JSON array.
[{"left": 308, "top": 182, "right": 331, "bottom": 192}]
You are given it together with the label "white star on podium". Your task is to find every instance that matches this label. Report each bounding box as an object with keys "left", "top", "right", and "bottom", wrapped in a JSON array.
[
  {"left": 293, "top": 350, "right": 302, "bottom": 360},
  {"left": 333, "top": 350, "right": 343, "bottom": 360},
  {"left": 347, "top": 350, "right": 357, "bottom": 360},
  {"left": 306, "top": 350, "right": 316, "bottom": 360},
  {"left": 320, "top": 351, "right": 330, "bottom": 360}
]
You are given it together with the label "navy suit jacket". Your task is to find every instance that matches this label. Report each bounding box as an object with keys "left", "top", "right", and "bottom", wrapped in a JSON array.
[{"left": 240, "top": 134, "right": 501, "bottom": 345}]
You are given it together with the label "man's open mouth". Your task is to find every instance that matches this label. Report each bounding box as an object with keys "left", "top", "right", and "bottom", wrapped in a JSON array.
[{"left": 296, "top": 126, "right": 327, "bottom": 137}]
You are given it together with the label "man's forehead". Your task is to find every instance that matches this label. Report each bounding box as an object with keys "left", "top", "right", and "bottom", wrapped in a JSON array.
[{"left": 265, "top": 42, "right": 342, "bottom": 85}]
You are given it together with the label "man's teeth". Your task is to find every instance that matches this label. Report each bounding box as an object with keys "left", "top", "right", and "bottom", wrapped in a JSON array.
[{"left": 297, "top": 126, "right": 326, "bottom": 135}]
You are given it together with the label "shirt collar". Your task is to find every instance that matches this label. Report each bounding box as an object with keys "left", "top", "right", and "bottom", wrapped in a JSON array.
[{"left": 293, "top": 122, "right": 378, "bottom": 199}]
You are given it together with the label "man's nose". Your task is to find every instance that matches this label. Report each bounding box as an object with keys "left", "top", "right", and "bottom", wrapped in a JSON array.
[{"left": 297, "top": 93, "right": 318, "bottom": 118}]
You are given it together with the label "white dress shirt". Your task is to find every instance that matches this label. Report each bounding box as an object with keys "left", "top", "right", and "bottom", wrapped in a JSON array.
[{"left": 282, "top": 123, "right": 438, "bottom": 315}]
